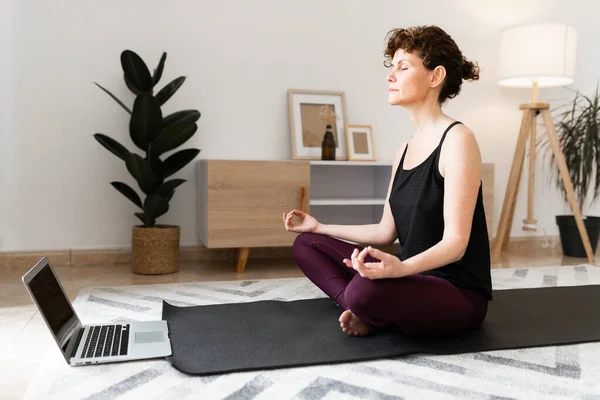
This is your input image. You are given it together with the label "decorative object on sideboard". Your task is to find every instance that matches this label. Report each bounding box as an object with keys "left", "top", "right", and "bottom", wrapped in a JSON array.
[
  {"left": 93, "top": 50, "right": 201, "bottom": 275},
  {"left": 288, "top": 89, "right": 348, "bottom": 160},
  {"left": 346, "top": 124, "right": 376, "bottom": 162},
  {"left": 321, "top": 124, "right": 336, "bottom": 160},
  {"left": 540, "top": 84, "right": 600, "bottom": 257},
  {"left": 493, "top": 23, "right": 595, "bottom": 264}
]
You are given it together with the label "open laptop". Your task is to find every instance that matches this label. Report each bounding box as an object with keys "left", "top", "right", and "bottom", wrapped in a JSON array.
[{"left": 22, "top": 256, "right": 172, "bottom": 366}]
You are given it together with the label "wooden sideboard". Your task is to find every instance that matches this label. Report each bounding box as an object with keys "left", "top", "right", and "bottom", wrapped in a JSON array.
[
  {"left": 197, "top": 160, "right": 494, "bottom": 272},
  {"left": 196, "top": 160, "right": 310, "bottom": 272}
]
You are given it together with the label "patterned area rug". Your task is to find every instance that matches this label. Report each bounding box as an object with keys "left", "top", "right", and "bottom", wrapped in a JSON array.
[{"left": 24, "top": 265, "right": 600, "bottom": 400}]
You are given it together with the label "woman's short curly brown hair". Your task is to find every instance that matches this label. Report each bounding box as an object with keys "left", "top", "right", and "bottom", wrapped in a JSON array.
[{"left": 384, "top": 25, "right": 480, "bottom": 104}]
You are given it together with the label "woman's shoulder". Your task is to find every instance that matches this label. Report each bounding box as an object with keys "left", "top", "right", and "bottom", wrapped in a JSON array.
[
  {"left": 443, "top": 122, "right": 480, "bottom": 153},
  {"left": 450, "top": 121, "right": 476, "bottom": 139},
  {"left": 439, "top": 122, "right": 482, "bottom": 174}
]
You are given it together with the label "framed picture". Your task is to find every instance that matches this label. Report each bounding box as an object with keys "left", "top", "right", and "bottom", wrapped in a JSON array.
[
  {"left": 346, "top": 124, "right": 376, "bottom": 161},
  {"left": 287, "top": 89, "right": 348, "bottom": 160}
]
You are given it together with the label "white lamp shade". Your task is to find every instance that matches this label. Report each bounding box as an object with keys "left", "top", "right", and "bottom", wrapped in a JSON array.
[{"left": 498, "top": 23, "right": 577, "bottom": 88}]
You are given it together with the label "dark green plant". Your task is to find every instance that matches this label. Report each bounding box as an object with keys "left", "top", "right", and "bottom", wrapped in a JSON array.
[
  {"left": 540, "top": 83, "right": 600, "bottom": 214},
  {"left": 93, "top": 50, "right": 201, "bottom": 227}
]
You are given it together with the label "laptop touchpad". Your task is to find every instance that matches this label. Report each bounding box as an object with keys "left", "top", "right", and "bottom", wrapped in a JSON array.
[{"left": 134, "top": 331, "right": 165, "bottom": 344}]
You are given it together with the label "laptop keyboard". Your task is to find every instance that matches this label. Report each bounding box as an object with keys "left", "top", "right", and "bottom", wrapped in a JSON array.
[{"left": 81, "top": 324, "right": 130, "bottom": 358}]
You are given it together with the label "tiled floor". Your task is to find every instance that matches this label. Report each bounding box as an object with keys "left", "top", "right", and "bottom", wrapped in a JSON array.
[{"left": 0, "top": 251, "right": 592, "bottom": 399}]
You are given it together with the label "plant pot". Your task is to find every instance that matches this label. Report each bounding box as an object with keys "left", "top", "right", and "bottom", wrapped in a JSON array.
[
  {"left": 132, "top": 225, "right": 180, "bottom": 275},
  {"left": 556, "top": 215, "right": 600, "bottom": 258}
]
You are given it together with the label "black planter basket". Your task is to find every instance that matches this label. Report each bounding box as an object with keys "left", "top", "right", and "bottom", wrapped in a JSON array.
[{"left": 556, "top": 215, "right": 600, "bottom": 258}]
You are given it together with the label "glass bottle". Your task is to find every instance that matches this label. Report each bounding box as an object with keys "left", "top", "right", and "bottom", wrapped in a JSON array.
[{"left": 321, "top": 125, "right": 336, "bottom": 161}]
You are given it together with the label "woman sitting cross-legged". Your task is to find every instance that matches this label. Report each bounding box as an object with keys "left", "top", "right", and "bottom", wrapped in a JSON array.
[{"left": 282, "top": 25, "right": 492, "bottom": 338}]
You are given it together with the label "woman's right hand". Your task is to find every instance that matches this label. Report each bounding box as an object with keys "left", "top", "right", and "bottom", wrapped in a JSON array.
[{"left": 282, "top": 209, "right": 319, "bottom": 233}]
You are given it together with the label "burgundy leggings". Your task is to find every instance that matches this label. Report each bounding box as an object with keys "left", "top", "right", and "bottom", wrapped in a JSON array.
[{"left": 292, "top": 232, "right": 489, "bottom": 337}]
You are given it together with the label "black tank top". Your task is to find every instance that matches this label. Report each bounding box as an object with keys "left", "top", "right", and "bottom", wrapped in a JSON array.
[{"left": 389, "top": 121, "right": 493, "bottom": 300}]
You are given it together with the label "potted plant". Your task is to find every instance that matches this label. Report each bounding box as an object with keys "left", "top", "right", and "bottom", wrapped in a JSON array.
[
  {"left": 93, "top": 50, "right": 201, "bottom": 274},
  {"left": 542, "top": 84, "right": 600, "bottom": 257}
]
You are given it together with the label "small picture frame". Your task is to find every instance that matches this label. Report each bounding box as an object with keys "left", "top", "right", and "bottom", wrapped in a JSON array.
[
  {"left": 287, "top": 89, "right": 348, "bottom": 160},
  {"left": 346, "top": 124, "right": 376, "bottom": 161}
]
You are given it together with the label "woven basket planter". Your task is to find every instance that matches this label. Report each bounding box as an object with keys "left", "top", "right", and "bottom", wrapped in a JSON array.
[{"left": 132, "top": 225, "right": 180, "bottom": 275}]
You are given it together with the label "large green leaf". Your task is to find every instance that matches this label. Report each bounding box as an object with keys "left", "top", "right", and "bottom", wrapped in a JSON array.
[
  {"left": 110, "top": 181, "right": 143, "bottom": 209},
  {"left": 159, "top": 148, "right": 201, "bottom": 180},
  {"left": 130, "top": 92, "right": 163, "bottom": 150},
  {"left": 153, "top": 52, "right": 167, "bottom": 87},
  {"left": 124, "top": 74, "right": 142, "bottom": 95},
  {"left": 162, "top": 110, "right": 201, "bottom": 128},
  {"left": 156, "top": 179, "right": 186, "bottom": 198},
  {"left": 152, "top": 121, "right": 198, "bottom": 156},
  {"left": 93, "top": 82, "right": 132, "bottom": 114},
  {"left": 93, "top": 133, "right": 130, "bottom": 161},
  {"left": 134, "top": 212, "right": 147, "bottom": 226},
  {"left": 146, "top": 151, "right": 162, "bottom": 176},
  {"left": 143, "top": 194, "right": 170, "bottom": 226},
  {"left": 125, "top": 153, "right": 157, "bottom": 194},
  {"left": 155, "top": 76, "right": 186, "bottom": 106},
  {"left": 120, "top": 50, "right": 153, "bottom": 92}
]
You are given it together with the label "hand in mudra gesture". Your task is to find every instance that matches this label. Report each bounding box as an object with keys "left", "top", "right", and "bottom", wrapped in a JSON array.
[
  {"left": 282, "top": 209, "right": 319, "bottom": 233},
  {"left": 343, "top": 246, "right": 406, "bottom": 279}
]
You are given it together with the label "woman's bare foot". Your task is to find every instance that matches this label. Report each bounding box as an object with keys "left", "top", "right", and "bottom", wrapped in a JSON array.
[{"left": 339, "top": 310, "right": 374, "bottom": 336}]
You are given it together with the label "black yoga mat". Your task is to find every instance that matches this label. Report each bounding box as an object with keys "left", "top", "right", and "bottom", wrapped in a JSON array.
[{"left": 161, "top": 285, "right": 600, "bottom": 375}]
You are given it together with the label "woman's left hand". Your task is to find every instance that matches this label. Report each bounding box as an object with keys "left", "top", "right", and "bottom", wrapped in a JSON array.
[{"left": 343, "top": 246, "right": 407, "bottom": 279}]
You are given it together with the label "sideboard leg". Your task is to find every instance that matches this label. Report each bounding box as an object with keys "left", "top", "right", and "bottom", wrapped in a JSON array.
[{"left": 236, "top": 248, "right": 250, "bottom": 273}]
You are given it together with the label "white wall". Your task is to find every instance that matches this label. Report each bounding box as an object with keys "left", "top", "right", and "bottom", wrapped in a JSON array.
[
  {"left": 1, "top": 0, "right": 17, "bottom": 251},
  {"left": 2, "top": 0, "right": 599, "bottom": 251}
]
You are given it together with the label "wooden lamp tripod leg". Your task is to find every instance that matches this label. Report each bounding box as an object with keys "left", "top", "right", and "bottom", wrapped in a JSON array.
[
  {"left": 491, "top": 110, "right": 534, "bottom": 263},
  {"left": 541, "top": 110, "right": 595, "bottom": 264},
  {"left": 501, "top": 149, "right": 526, "bottom": 252},
  {"left": 522, "top": 111, "right": 538, "bottom": 231}
]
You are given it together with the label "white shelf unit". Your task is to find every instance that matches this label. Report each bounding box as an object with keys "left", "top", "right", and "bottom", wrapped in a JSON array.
[{"left": 309, "top": 160, "right": 393, "bottom": 228}]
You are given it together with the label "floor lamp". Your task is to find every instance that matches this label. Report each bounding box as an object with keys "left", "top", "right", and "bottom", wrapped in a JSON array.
[{"left": 492, "top": 23, "right": 595, "bottom": 264}]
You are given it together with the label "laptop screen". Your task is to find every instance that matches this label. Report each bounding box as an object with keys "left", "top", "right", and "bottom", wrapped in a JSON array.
[{"left": 28, "top": 263, "right": 80, "bottom": 354}]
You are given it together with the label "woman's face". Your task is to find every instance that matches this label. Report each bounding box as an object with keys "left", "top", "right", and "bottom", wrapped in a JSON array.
[{"left": 387, "top": 48, "right": 434, "bottom": 106}]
